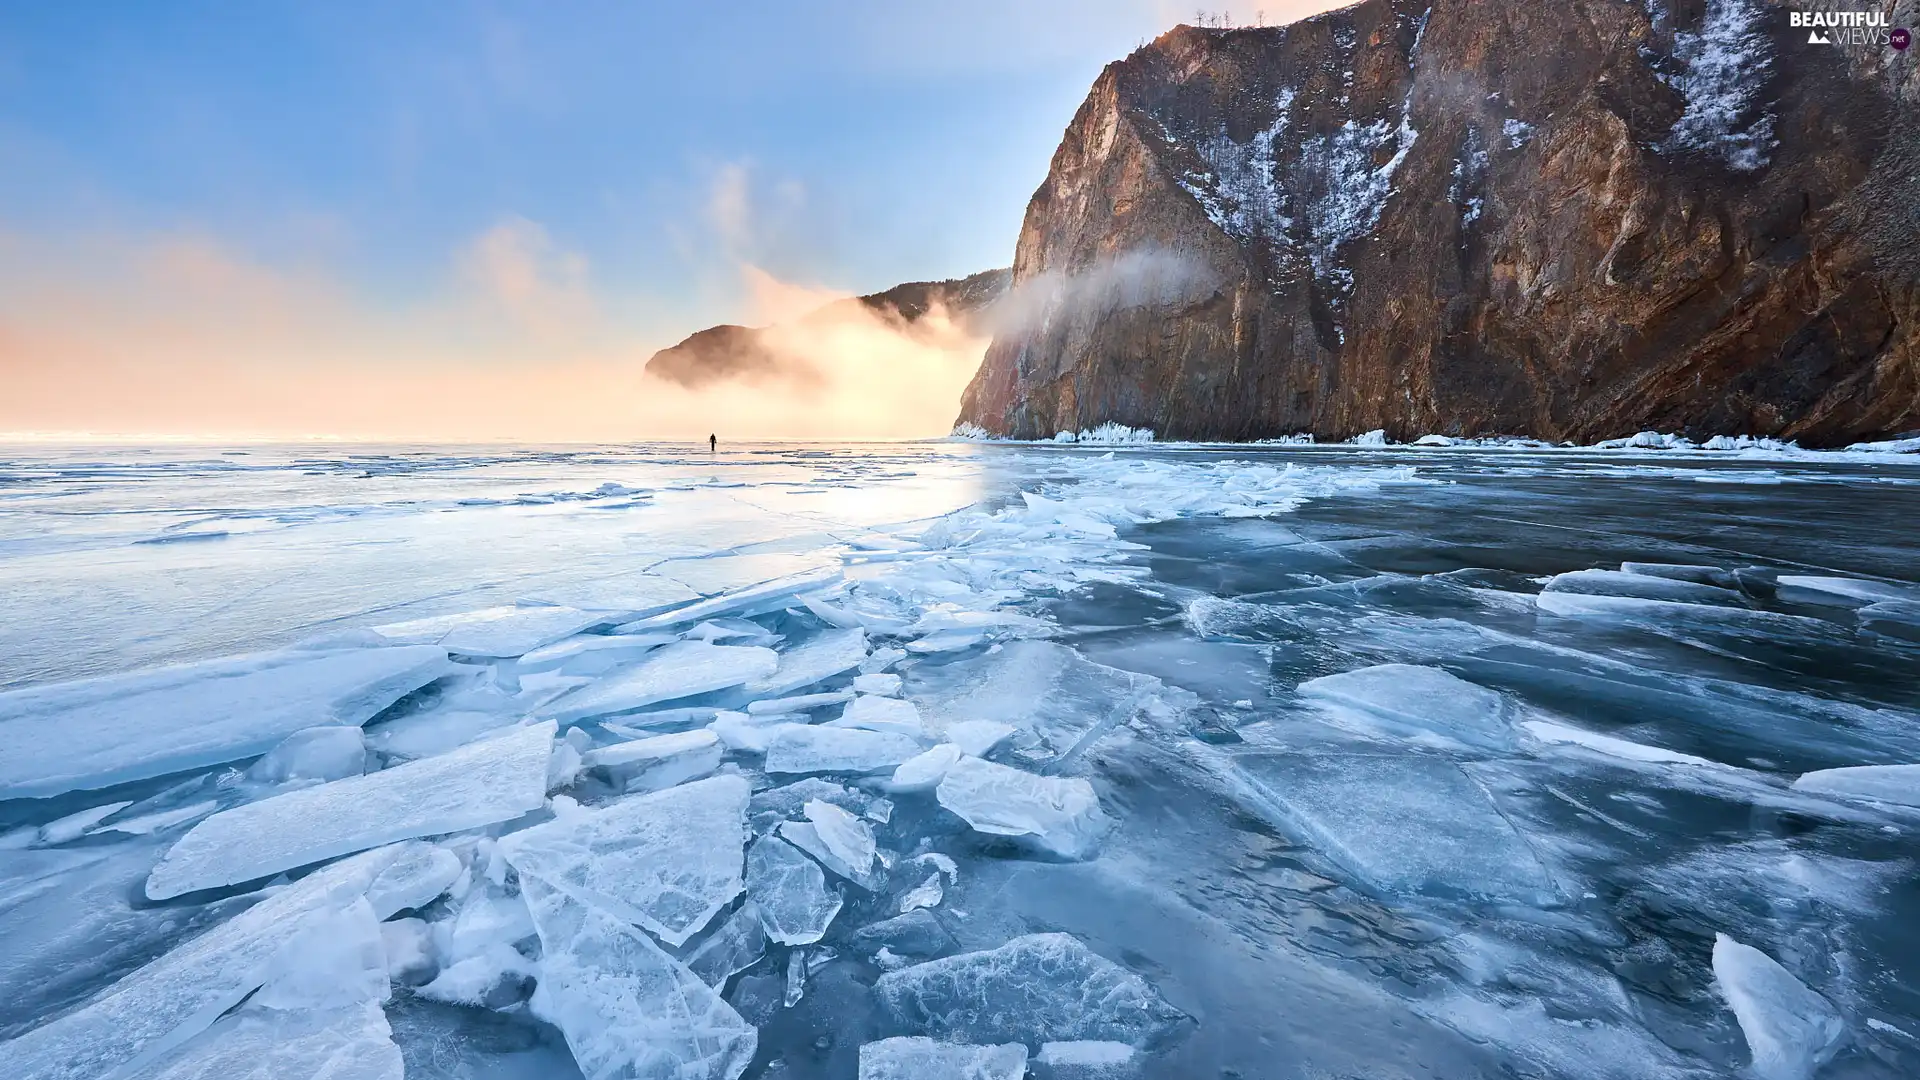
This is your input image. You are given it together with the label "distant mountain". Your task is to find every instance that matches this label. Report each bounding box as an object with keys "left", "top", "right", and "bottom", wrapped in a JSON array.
[
  {"left": 957, "top": 0, "right": 1919, "bottom": 444},
  {"left": 646, "top": 268, "right": 1011, "bottom": 388}
]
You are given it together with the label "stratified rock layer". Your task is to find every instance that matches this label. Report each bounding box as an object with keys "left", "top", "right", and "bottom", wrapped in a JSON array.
[{"left": 958, "top": 0, "right": 1919, "bottom": 444}]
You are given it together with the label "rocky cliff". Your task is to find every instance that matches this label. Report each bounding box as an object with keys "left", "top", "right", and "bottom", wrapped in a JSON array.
[
  {"left": 648, "top": 269, "right": 1009, "bottom": 388},
  {"left": 957, "top": 0, "right": 1920, "bottom": 444}
]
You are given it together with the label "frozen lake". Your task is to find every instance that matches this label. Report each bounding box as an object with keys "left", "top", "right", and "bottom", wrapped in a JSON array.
[{"left": 2, "top": 439, "right": 1918, "bottom": 1080}]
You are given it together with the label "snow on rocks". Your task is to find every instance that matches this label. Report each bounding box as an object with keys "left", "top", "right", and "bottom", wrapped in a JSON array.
[
  {"left": 1790, "top": 764, "right": 1920, "bottom": 808},
  {"left": 521, "top": 875, "right": 757, "bottom": 1080},
  {"left": 1712, "top": 934, "right": 1844, "bottom": 1080},
  {"left": 548, "top": 642, "right": 779, "bottom": 721},
  {"left": 857, "top": 1036, "right": 1027, "bottom": 1080},
  {"left": 1233, "top": 752, "right": 1558, "bottom": 904},
  {"left": 0, "top": 644, "right": 450, "bottom": 799},
  {"left": 583, "top": 728, "right": 724, "bottom": 793},
  {"left": 499, "top": 774, "right": 749, "bottom": 949},
  {"left": 1295, "top": 664, "right": 1513, "bottom": 750},
  {"left": 935, "top": 756, "right": 1110, "bottom": 860},
  {"left": 146, "top": 721, "right": 555, "bottom": 900},
  {"left": 1660, "top": 0, "right": 1776, "bottom": 172},
  {"left": 763, "top": 725, "right": 926, "bottom": 775},
  {"left": 744, "top": 834, "right": 843, "bottom": 946},
  {"left": 873, "top": 933, "right": 1187, "bottom": 1048}
]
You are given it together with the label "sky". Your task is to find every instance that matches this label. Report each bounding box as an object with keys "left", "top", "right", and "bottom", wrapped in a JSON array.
[{"left": 0, "top": 1, "right": 1342, "bottom": 440}]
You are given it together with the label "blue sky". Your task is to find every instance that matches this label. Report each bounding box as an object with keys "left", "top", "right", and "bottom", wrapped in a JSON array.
[{"left": 0, "top": 0, "right": 1331, "bottom": 438}]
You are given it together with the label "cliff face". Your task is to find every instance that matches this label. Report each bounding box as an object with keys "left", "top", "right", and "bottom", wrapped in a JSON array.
[
  {"left": 648, "top": 269, "right": 1009, "bottom": 388},
  {"left": 958, "top": 0, "right": 1920, "bottom": 444}
]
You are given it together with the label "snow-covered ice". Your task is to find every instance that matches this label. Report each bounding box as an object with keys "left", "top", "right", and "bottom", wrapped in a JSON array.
[
  {"left": 1035, "top": 1041, "right": 1138, "bottom": 1079},
  {"left": 146, "top": 721, "right": 554, "bottom": 899},
  {"left": 521, "top": 875, "right": 757, "bottom": 1080},
  {"left": 935, "top": 755, "right": 1110, "bottom": 859},
  {"left": 548, "top": 642, "right": 779, "bottom": 721},
  {"left": 0, "top": 644, "right": 449, "bottom": 798},
  {"left": 857, "top": 1036, "right": 1027, "bottom": 1080},
  {"left": 852, "top": 673, "right": 902, "bottom": 696},
  {"left": 744, "top": 834, "right": 843, "bottom": 946},
  {"left": 874, "top": 934, "right": 1187, "bottom": 1048},
  {"left": 500, "top": 774, "right": 748, "bottom": 948},
  {"left": 1713, "top": 934, "right": 1844, "bottom": 1080}
]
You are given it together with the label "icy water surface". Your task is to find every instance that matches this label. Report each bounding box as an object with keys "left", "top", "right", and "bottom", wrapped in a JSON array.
[{"left": 2, "top": 440, "right": 1918, "bottom": 1080}]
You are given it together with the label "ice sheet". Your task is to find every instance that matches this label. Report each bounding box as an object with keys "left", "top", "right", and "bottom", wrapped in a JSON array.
[
  {"left": 1295, "top": 664, "right": 1513, "bottom": 749},
  {"left": 910, "top": 641, "right": 1185, "bottom": 763},
  {"left": 374, "top": 605, "right": 609, "bottom": 658},
  {"left": 763, "top": 725, "right": 925, "bottom": 775},
  {"left": 499, "top": 774, "right": 749, "bottom": 948},
  {"left": 746, "top": 690, "right": 852, "bottom": 715},
  {"left": 584, "top": 728, "right": 724, "bottom": 793},
  {"left": 1542, "top": 569, "right": 1746, "bottom": 606},
  {"left": 744, "top": 628, "right": 867, "bottom": 697},
  {"left": 935, "top": 756, "right": 1109, "bottom": 859},
  {"left": 1521, "top": 720, "right": 1718, "bottom": 767},
  {"left": 146, "top": 721, "right": 554, "bottom": 899},
  {"left": 0, "top": 645, "right": 450, "bottom": 798},
  {"left": 857, "top": 1036, "right": 1027, "bottom": 1080},
  {"left": 521, "top": 874, "right": 756, "bottom": 1080},
  {"left": 873, "top": 933, "right": 1187, "bottom": 1048},
  {"left": 1774, "top": 575, "right": 1920, "bottom": 607},
  {"left": 1233, "top": 752, "right": 1558, "bottom": 903},
  {"left": 827, "top": 693, "right": 928, "bottom": 738},
  {"left": 548, "top": 642, "right": 779, "bottom": 721},
  {"left": 1713, "top": 934, "right": 1844, "bottom": 1080},
  {"left": 517, "top": 632, "right": 677, "bottom": 674},
  {"left": 137, "top": 1002, "right": 403, "bottom": 1080},
  {"left": 744, "top": 834, "right": 843, "bottom": 946},
  {"left": 1790, "top": 763, "right": 1920, "bottom": 807}
]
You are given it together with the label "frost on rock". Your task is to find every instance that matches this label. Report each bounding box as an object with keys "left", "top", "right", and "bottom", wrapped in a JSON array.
[
  {"left": 549, "top": 642, "right": 779, "bottom": 721},
  {"left": 763, "top": 725, "right": 925, "bottom": 775},
  {"left": 1791, "top": 764, "right": 1920, "bottom": 808},
  {"left": 1175, "top": 88, "right": 1296, "bottom": 247},
  {"left": 1233, "top": 753, "right": 1558, "bottom": 904},
  {"left": 137, "top": 1002, "right": 402, "bottom": 1080},
  {"left": 936, "top": 756, "right": 1110, "bottom": 860},
  {"left": 744, "top": 628, "right": 868, "bottom": 697},
  {"left": 0, "top": 644, "right": 449, "bottom": 799},
  {"left": 584, "top": 728, "right": 725, "bottom": 793},
  {"left": 499, "top": 774, "right": 749, "bottom": 949},
  {"left": 146, "top": 721, "right": 555, "bottom": 900},
  {"left": 857, "top": 1036, "right": 1028, "bottom": 1080},
  {"left": 1660, "top": 0, "right": 1775, "bottom": 171},
  {"left": 1295, "top": 96, "right": 1418, "bottom": 287},
  {"left": 874, "top": 933, "right": 1188, "bottom": 1048},
  {"left": 1713, "top": 934, "right": 1844, "bottom": 1080},
  {"left": 1295, "top": 664, "right": 1513, "bottom": 749},
  {"left": 5, "top": 845, "right": 408, "bottom": 1080},
  {"left": 521, "top": 875, "right": 757, "bottom": 1080},
  {"left": 246, "top": 725, "right": 367, "bottom": 785},
  {"left": 744, "top": 834, "right": 843, "bottom": 946}
]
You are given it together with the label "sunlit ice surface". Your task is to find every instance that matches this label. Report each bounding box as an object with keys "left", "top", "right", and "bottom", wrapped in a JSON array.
[{"left": 1, "top": 439, "right": 1916, "bottom": 1080}]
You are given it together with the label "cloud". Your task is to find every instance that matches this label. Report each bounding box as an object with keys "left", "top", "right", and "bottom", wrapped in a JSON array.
[{"left": 456, "top": 216, "right": 597, "bottom": 338}]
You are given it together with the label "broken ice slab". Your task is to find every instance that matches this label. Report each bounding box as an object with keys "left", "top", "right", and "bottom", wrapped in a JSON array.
[
  {"left": 520, "top": 572, "right": 703, "bottom": 619},
  {"left": 1520, "top": 720, "right": 1718, "bottom": 767},
  {"left": 744, "top": 834, "right": 843, "bottom": 946},
  {"left": 517, "top": 632, "right": 677, "bottom": 674},
  {"left": 521, "top": 874, "right": 757, "bottom": 1080},
  {"left": 777, "top": 800, "right": 878, "bottom": 887},
  {"left": 0, "top": 644, "right": 449, "bottom": 799},
  {"left": 826, "top": 694, "right": 928, "bottom": 738},
  {"left": 1774, "top": 575, "right": 1920, "bottom": 607},
  {"left": 710, "top": 710, "right": 794, "bottom": 753},
  {"left": 889, "top": 744, "right": 964, "bottom": 794},
  {"left": 1542, "top": 569, "right": 1747, "bottom": 606},
  {"left": 250, "top": 895, "right": 389, "bottom": 1011},
  {"left": 748, "top": 777, "right": 885, "bottom": 825},
  {"left": 852, "top": 673, "right": 902, "bottom": 697},
  {"left": 1712, "top": 934, "right": 1844, "bottom": 1080},
  {"left": 935, "top": 755, "right": 1110, "bottom": 860},
  {"left": 372, "top": 605, "right": 609, "bottom": 657},
  {"left": 547, "top": 642, "right": 779, "bottom": 721},
  {"left": 1618, "top": 562, "right": 1740, "bottom": 589},
  {"left": 584, "top": 728, "right": 724, "bottom": 793},
  {"left": 655, "top": 553, "right": 837, "bottom": 597},
  {"left": 137, "top": 1002, "right": 403, "bottom": 1080},
  {"left": 1034, "top": 1041, "right": 1139, "bottom": 1080},
  {"left": 945, "top": 720, "right": 1016, "bottom": 757},
  {"left": 747, "top": 690, "right": 853, "bottom": 715},
  {"left": 146, "top": 721, "right": 554, "bottom": 900},
  {"left": 4, "top": 844, "right": 410, "bottom": 1080},
  {"left": 616, "top": 566, "right": 844, "bottom": 632},
  {"left": 364, "top": 841, "right": 463, "bottom": 916},
  {"left": 906, "top": 631, "right": 986, "bottom": 654},
  {"left": 1295, "top": 664, "right": 1513, "bottom": 750},
  {"left": 1858, "top": 601, "right": 1920, "bottom": 643},
  {"left": 98, "top": 799, "right": 217, "bottom": 837},
  {"left": 873, "top": 933, "right": 1188, "bottom": 1048},
  {"left": 857, "top": 1036, "right": 1027, "bottom": 1080},
  {"left": 848, "top": 908, "right": 952, "bottom": 959},
  {"left": 1791, "top": 764, "right": 1920, "bottom": 808},
  {"left": 415, "top": 942, "right": 534, "bottom": 1008},
  {"left": 34, "top": 800, "right": 132, "bottom": 845},
  {"left": 1532, "top": 591, "right": 1833, "bottom": 635},
  {"left": 499, "top": 774, "right": 749, "bottom": 948},
  {"left": 743, "top": 628, "right": 867, "bottom": 697},
  {"left": 763, "top": 724, "right": 925, "bottom": 775},
  {"left": 684, "top": 901, "right": 768, "bottom": 988},
  {"left": 682, "top": 619, "right": 780, "bottom": 646},
  {"left": 246, "top": 725, "right": 366, "bottom": 784},
  {"left": 1232, "top": 753, "right": 1559, "bottom": 905}
]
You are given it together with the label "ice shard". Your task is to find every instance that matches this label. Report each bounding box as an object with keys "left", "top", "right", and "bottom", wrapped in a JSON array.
[
  {"left": 763, "top": 725, "right": 925, "bottom": 775},
  {"left": 136, "top": 1002, "right": 403, "bottom": 1080},
  {"left": 935, "top": 755, "right": 1109, "bottom": 860},
  {"left": 744, "top": 628, "right": 867, "bottom": 697},
  {"left": 548, "top": 642, "right": 779, "bottom": 720},
  {"left": 744, "top": 834, "right": 843, "bottom": 946},
  {"left": 857, "top": 1036, "right": 1027, "bottom": 1080},
  {"left": 1296, "top": 664, "right": 1512, "bottom": 749},
  {"left": 1713, "top": 934, "right": 1844, "bottom": 1080}
]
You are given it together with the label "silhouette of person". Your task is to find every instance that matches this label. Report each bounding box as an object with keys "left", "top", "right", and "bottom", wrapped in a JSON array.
[{"left": 709, "top": 433, "right": 717, "bottom": 452}]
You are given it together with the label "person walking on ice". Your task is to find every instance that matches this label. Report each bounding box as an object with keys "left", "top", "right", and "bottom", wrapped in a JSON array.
[{"left": 709, "top": 433, "right": 716, "bottom": 452}]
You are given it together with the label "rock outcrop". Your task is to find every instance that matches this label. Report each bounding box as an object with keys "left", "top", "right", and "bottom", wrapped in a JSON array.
[
  {"left": 957, "top": 0, "right": 1920, "bottom": 444},
  {"left": 648, "top": 269, "right": 1009, "bottom": 388}
]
